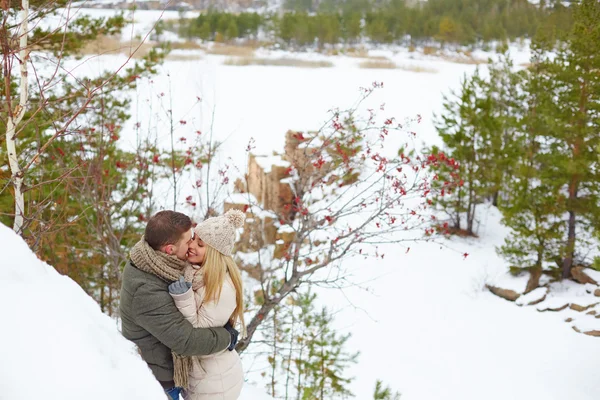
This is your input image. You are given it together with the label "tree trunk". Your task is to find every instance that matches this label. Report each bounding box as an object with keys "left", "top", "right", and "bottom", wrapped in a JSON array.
[
  {"left": 5, "top": 0, "right": 29, "bottom": 234},
  {"left": 562, "top": 207, "right": 577, "bottom": 279},
  {"left": 284, "top": 308, "right": 296, "bottom": 400},
  {"left": 563, "top": 80, "right": 586, "bottom": 280},
  {"left": 467, "top": 196, "right": 475, "bottom": 235},
  {"left": 525, "top": 266, "right": 542, "bottom": 294},
  {"left": 270, "top": 307, "right": 278, "bottom": 398}
]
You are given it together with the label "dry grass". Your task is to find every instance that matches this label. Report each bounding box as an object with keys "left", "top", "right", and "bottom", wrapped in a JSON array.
[
  {"left": 423, "top": 46, "right": 438, "bottom": 56},
  {"left": 359, "top": 59, "right": 397, "bottom": 69},
  {"left": 419, "top": 46, "right": 486, "bottom": 65},
  {"left": 169, "top": 41, "right": 204, "bottom": 50},
  {"left": 224, "top": 57, "right": 333, "bottom": 68},
  {"left": 166, "top": 53, "right": 203, "bottom": 61},
  {"left": 341, "top": 47, "right": 389, "bottom": 60},
  {"left": 359, "top": 60, "right": 438, "bottom": 73},
  {"left": 207, "top": 44, "right": 255, "bottom": 57},
  {"left": 77, "top": 35, "right": 154, "bottom": 58},
  {"left": 439, "top": 54, "right": 486, "bottom": 65},
  {"left": 397, "top": 64, "right": 438, "bottom": 73},
  {"left": 343, "top": 47, "right": 369, "bottom": 58}
]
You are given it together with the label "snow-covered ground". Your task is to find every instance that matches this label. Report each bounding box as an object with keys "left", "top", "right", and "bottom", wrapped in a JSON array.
[
  {"left": 5, "top": 8, "right": 600, "bottom": 400},
  {"left": 0, "top": 223, "right": 272, "bottom": 399},
  {"left": 319, "top": 205, "right": 600, "bottom": 399}
]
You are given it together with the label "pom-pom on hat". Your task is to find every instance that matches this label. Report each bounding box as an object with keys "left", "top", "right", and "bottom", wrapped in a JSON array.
[{"left": 194, "top": 209, "right": 246, "bottom": 256}]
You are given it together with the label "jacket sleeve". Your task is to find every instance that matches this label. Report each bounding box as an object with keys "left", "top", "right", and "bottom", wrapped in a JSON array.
[
  {"left": 132, "top": 282, "right": 230, "bottom": 356},
  {"left": 170, "top": 287, "right": 201, "bottom": 327}
]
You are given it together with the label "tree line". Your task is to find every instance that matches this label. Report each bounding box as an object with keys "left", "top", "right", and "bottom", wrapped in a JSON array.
[
  {"left": 174, "top": 0, "right": 573, "bottom": 47},
  {"left": 431, "top": 0, "right": 600, "bottom": 292}
]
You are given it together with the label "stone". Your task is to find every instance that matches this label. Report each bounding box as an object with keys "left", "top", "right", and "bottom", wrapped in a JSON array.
[
  {"left": 572, "top": 326, "right": 581, "bottom": 333},
  {"left": 587, "top": 310, "right": 597, "bottom": 316},
  {"left": 565, "top": 318, "right": 573, "bottom": 323},
  {"left": 537, "top": 303, "right": 569, "bottom": 312},
  {"left": 594, "top": 289, "right": 600, "bottom": 297},
  {"left": 486, "top": 285, "right": 520, "bottom": 302},
  {"left": 527, "top": 294, "right": 547, "bottom": 306},
  {"left": 569, "top": 303, "right": 598, "bottom": 312},
  {"left": 570, "top": 303, "right": 588, "bottom": 312},
  {"left": 584, "top": 330, "right": 600, "bottom": 337},
  {"left": 572, "top": 266, "right": 598, "bottom": 285}
]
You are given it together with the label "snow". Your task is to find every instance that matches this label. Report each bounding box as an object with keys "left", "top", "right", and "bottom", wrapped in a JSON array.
[
  {"left": 227, "top": 192, "right": 257, "bottom": 205},
  {"left": 489, "top": 271, "right": 529, "bottom": 293},
  {"left": 314, "top": 205, "right": 600, "bottom": 400},
  {"left": 0, "top": 224, "right": 164, "bottom": 400},
  {"left": 238, "top": 384, "right": 276, "bottom": 400},
  {"left": 584, "top": 269, "right": 600, "bottom": 283},
  {"left": 515, "top": 286, "right": 547, "bottom": 306},
  {"left": 253, "top": 155, "right": 290, "bottom": 174}
]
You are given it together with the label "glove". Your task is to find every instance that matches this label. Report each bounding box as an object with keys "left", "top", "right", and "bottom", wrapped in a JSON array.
[
  {"left": 224, "top": 321, "right": 239, "bottom": 351},
  {"left": 168, "top": 276, "right": 192, "bottom": 295}
]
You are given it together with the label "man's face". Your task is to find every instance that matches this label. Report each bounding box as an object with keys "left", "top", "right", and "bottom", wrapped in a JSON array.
[{"left": 164, "top": 229, "right": 194, "bottom": 261}]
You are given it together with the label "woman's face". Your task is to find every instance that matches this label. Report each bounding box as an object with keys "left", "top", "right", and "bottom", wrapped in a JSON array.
[{"left": 186, "top": 236, "right": 206, "bottom": 265}]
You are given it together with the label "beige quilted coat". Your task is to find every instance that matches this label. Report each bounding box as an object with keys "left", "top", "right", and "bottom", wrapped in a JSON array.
[{"left": 170, "top": 268, "right": 243, "bottom": 400}]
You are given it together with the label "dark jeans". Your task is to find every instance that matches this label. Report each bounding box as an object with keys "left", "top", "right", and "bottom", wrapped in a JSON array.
[{"left": 165, "top": 386, "right": 183, "bottom": 400}]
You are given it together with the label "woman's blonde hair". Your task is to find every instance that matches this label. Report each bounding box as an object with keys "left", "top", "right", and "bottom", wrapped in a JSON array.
[{"left": 202, "top": 245, "right": 247, "bottom": 337}]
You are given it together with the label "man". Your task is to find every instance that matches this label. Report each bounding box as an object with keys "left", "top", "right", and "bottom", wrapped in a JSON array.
[{"left": 119, "top": 210, "right": 238, "bottom": 399}]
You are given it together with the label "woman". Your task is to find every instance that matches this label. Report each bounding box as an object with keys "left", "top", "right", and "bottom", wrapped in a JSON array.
[{"left": 169, "top": 209, "right": 246, "bottom": 400}]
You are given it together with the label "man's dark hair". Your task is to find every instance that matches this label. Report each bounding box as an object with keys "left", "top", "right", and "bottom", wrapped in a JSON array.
[{"left": 145, "top": 211, "right": 192, "bottom": 250}]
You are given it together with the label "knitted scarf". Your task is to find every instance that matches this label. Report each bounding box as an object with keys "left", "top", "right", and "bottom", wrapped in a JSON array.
[
  {"left": 129, "top": 238, "right": 194, "bottom": 389},
  {"left": 172, "top": 264, "right": 208, "bottom": 388},
  {"left": 129, "top": 237, "right": 188, "bottom": 282},
  {"left": 184, "top": 263, "right": 205, "bottom": 291}
]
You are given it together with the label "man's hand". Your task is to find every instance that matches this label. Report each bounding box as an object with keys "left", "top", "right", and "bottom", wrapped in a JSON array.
[
  {"left": 168, "top": 276, "right": 192, "bottom": 295},
  {"left": 224, "top": 321, "right": 239, "bottom": 351}
]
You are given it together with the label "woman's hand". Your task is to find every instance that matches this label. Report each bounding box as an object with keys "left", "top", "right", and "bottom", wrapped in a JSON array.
[{"left": 168, "top": 276, "right": 192, "bottom": 295}]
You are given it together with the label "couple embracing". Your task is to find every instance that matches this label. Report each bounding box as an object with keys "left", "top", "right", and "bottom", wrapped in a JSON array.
[{"left": 119, "top": 209, "right": 247, "bottom": 400}]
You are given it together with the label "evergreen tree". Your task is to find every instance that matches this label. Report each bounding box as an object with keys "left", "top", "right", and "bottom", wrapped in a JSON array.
[
  {"left": 297, "top": 302, "right": 358, "bottom": 400},
  {"left": 373, "top": 380, "right": 401, "bottom": 400},
  {"left": 433, "top": 69, "right": 496, "bottom": 235},
  {"left": 341, "top": 11, "right": 362, "bottom": 44},
  {"left": 226, "top": 18, "right": 239, "bottom": 40},
  {"left": 497, "top": 45, "right": 565, "bottom": 290},
  {"left": 546, "top": 0, "right": 600, "bottom": 278}
]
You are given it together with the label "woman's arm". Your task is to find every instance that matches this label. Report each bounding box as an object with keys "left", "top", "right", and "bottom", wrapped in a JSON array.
[{"left": 170, "top": 287, "right": 199, "bottom": 326}]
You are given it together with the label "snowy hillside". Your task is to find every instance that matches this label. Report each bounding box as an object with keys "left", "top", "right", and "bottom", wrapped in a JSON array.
[
  {"left": 319, "top": 205, "right": 600, "bottom": 399},
  {"left": 0, "top": 224, "right": 165, "bottom": 399},
  {"left": 0, "top": 224, "right": 272, "bottom": 400}
]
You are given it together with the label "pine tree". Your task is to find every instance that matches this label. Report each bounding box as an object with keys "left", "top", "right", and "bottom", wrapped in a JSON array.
[
  {"left": 298, "top": 305, "right": 358, "bottom": 400},
  {"left": 497, "top": 45, "right": 565, "bottom": 290},
  {"left": 498, "top": 1, "right": 600, "bottom": 285},
  {"left": 433, "top": 69, "right": 496, "bottom": 235},
  {"left": 373, "top": 380, "right": 401, "bottom": 400},
  {"left": 226, "top": 18, "right": 239, "bottom": 41},
  {"left": 484, "top": 47, "right": 523, "bottom": 207},
  {"left": 546, "top": 0, "right": 600, "bottom": 278}
]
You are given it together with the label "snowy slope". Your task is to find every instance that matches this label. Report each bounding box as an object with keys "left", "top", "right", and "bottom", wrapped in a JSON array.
[
  {"left": 0, "top": 224, "right": 165, "bottom": 399},
  {"left": 317, "top": 205, "right": 600, "bottom": 400},
  {"left": 0, "top": 224, "right": 273, "bottom": 400}
]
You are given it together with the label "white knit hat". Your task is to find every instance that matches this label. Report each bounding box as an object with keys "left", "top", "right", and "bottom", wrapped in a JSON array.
[{"left": 194, "top": 209, "right": 246, "bottom": 256}]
